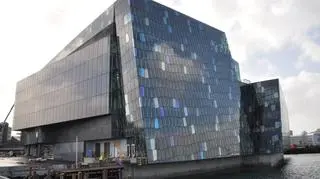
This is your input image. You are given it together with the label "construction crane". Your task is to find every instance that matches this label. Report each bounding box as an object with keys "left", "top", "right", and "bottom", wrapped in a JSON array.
[
  {"left": 1, "top": 104, "right": 14, "bottom": 128},
  {"left": 0, "top": 104, "right": 14, "bottom": 145},
  {"left": 4, "top": 104, "right": 14, "bottom": 123}
]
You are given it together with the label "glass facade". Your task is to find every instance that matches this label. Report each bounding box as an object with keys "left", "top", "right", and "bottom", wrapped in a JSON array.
[
  {"left": 124, "top": 0, "right": 241, "bottom": 163},
  {"left": 13, "top": 0, "right": 289, "bottom": 164},
  {"left": 14, "top": 36, "right": 111, "bottom": 130},
  {"left": 240, "top": 79, "right": 290, "bottom": 155}
]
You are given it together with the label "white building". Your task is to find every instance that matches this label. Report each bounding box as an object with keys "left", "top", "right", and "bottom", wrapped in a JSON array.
[
  {"left": 290, "top": 132, "right": 320, "bottom": 147},
  {"left": 311, "top": 132, "right": 320, "bottom": 146}
]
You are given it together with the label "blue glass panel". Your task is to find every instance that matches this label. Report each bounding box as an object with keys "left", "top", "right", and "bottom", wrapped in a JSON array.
[
  {"left": 176, "top": 100, "right": 180, "bottom": 108},
  {"left": 168, "top": 25, "right": 172, "bottom": 33},
  {"left": 154, "top": 118, "right": 159, "bottom": 129},
  {"left": 139, "top": 68, "right": 145, "bottom": 77},
  {"left": 140, "top": 86, "right": 145, "bottom": 96},
  {"left": 160, "top": 107, "right": 165, "bottom": 117},
  {"left": 200, "top": 152, "right": 204, "bottom": 159},
  {"left": 139, "top": 33, "right": 146, "bottom": 42}
]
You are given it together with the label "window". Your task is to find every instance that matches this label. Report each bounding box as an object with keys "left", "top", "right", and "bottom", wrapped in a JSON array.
[
  {"left": 150, "top": 138, "right": 155, "bottom": 150},
  {"left": 191, "top": 154, "right": 195, "bottom": 160},
  {"left": 124, "top": 94, "right": 128, "bottom": 104},
  {"left": 182, "top": 117, "right": 187, "bottom": 126},
  {"left": 210, "top": 40, "right": 214, "bottom": 46},
  {"left": 202, "top": 142, "right": 207, "bottom": 151},
  {"left": 139, "top": 68, "right": 149, "bottom": 78},
  {"left": 215, "top": 123, "right": 219, "bottom": 131},
  {"left": 184, "top": 107, "right": 188, "bottom": 116},
  {"left": 170, "top": 136, "right": 174, "bottom": 146},
  {"left": 139, "top": 86, "right": 145, "bottom": 96},
  {"left": 125, "top": 33, "right": 129, "bottom": 43},
  {"left": 139, "top": 68, "right": 145, "bottom": 77},
  {"left": 152, "top": 150, "right": 157, "bottom": 161},
  {"left": 153, "top": 97, "right": 159, "bottom": 108},
  {"left": 163, "top": 17, "right": 167, "bottom": 24},
  {"left": 214, "top": 100, "right": 218, "bottom": 108},
  {"left": 173, "top": 98, "right": 180, "bottom": 108},
  {"left": 215, "top": 115, "right": 219, "bottom": 123},
  {"left": 199, "top": 23, "right": 203, "bottom": 30},
  {"left": 196, "top": 108, "right": 200, "bottom": 116},
  {"left": 168, "top": 25, "right": 172, "bottom": 33},
  {"left": 154, "top": 44, "right": 161, "bottom": 52},
  {"left": 154, "top": 118, "right": 159, "bottom": 129},
  {"left": 274, "top": 92, "right": 279, "bottom": 98},
  {"left": 160, "top": 107, "right": 165, "bottom": 117},
  {"left": 124, "top": 13, "right": 132, "bottom": 25},
  {"left": 212, "top": 57, "right": 216, "bottom": 64},
  {"left": 181, "top": 44, "right": 185, "bottom": 51},
  {"left": 139, "top": 33, "right": 146, "bottom": 42},
  {"left": 229, "top": 93, "right": 232, "bottom": 100},
  {"left": 161, "top": 62, "right": 166, "bottom": 71},
  {"left": 219, "top": 147, "right": 222, "bottom": 156},
  {"left": 208, "top": 85, "right": 211, "bottom": 93},
  {"left": 144, "top": 17, "right": 149, "bottom": 26},
  {"left": 271, "top": 104, "right": 276, "bottom": 111},
  {"left": 138, "top": 97, "right": 142, "bottom": 107},
  {"left": 191, "top": 125, "right": 195, "bottom": 134},
  {"left": 125, "top": 104, "right": 130, "bottom": 115},
  {"left": 200, "top": 152, "right": 204, "bottom": 159},
  {"left": 201, "top": 76, "right": 205, "bottom": 83},
  {"left": 214, "top": 65, "right": 217, "bottom": 72},
  {"left": 191, "top": 52, "right": 197, "bottom": 60},
  {"left": 133, "top": 48, "right": 137, "bottom": 57},
  {"left": 145, "top": 69, "right": 149, "bottom": 78},
  {"left": 164, "top": 10, "right": 169, "bottom": 18},
  {"left": 183, "top": 66, "right": 187, "bottom": 74}
]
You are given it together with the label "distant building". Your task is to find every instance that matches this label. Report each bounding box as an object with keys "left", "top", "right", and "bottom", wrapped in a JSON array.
[
  {"left": 13, "top": 0, "right": 289, "bottom": 163},
  {"left": 311, "top": 132, "right": 320, "bottom": 146},
  {"left": 290, "top": 134, "right": 316, "bottom": 147}
]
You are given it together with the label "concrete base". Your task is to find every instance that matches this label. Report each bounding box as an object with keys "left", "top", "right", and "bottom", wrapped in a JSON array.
[
  {"left": 242, "top": 153, "right": 284, "bottom": 167},
  {"left": 123, "top": 153, "right": 284, "bottom": 179}
]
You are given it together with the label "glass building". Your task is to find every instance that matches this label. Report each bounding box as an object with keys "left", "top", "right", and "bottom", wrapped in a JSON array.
[
  {"left": 240, "top": 79, "right": 290, "bottom": 156},
  {"left": 13, "top": 0, "right": 288, "bottom": 163}
]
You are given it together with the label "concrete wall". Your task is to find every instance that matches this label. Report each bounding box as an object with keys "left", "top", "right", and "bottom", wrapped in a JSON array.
[
  {"left": 124, "top": 157, "right": 240, "bottom": 179},
  {"left": 242, "top": 153, "right": 284, "bottom": 167},
  {"left": 124, "top": 153, "right": 284, "bottom": 179},
  {"left": 53, "top": 142, "right": 84, "bottom": 161}
]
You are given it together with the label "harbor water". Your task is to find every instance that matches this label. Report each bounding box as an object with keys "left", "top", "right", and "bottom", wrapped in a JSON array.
[
  {"left": 1, "top": 154, "right": 320, "bottom": 178},
  {"left": 176, "top": 154, "right": 320, "bottom": 179}
]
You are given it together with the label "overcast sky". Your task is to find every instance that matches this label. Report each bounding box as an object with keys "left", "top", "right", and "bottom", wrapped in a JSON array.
[{"left": 0, "top": 0, "right": 319, "bottom": 135}]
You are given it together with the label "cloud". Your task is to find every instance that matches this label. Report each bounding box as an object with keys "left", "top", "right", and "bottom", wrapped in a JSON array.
[
  {"left": 155, "top": 0, "right": 320, "bottom": 133},
  {"left": 281, "top": 71, "right": 320, "bottom": 134},
  {"left": 156, "top": 0, "right": 320, "bottom": 64}
]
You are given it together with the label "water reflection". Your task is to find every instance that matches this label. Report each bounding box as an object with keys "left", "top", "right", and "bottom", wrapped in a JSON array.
[{"left": 172, "top": 154, "right": 320, "bottom": 179}]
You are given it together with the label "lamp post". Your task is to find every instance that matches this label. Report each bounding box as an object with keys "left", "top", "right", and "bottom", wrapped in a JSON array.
[{"left": 76, "top": 136, "right": 78, "bottom": 168}]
